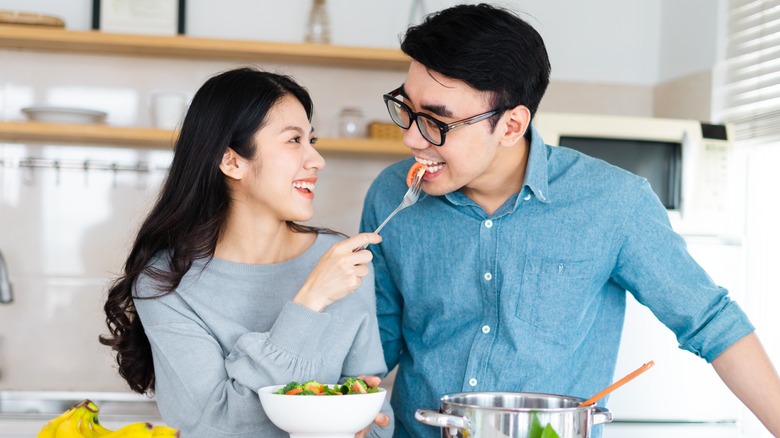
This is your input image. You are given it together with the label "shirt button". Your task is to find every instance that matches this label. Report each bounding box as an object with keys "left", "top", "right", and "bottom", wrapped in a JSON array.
[
  {"left": 482, "top": 325, "right": 490, "bottom": 334},
  {"left": 469, "top": 378, "right": 478, "bottom": 387},
  {"left": 484, "top": 272, "right": 492, "bottom": 281},
  {"left": 524, "top": 194, "right": 532, "bottom": 201},
  {"left": 484, "top": 220, "right": 493, "bottom": 228}
]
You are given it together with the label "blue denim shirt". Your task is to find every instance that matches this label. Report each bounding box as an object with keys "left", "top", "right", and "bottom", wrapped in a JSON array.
[{"left": 359, "top": 125, "right": 754, "bottom": 438}]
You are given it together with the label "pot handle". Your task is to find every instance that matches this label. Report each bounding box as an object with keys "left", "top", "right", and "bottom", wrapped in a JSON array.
[
  {"left": 415, "top": 409, "right": 470, "bottom": 435},
  {"left": 591, "top": 406, "right": 613, "bottom": 425}
]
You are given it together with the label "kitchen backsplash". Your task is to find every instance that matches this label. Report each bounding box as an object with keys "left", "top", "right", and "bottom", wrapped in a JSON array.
[{"left": 0, "top": 142, "right": 399, "bottom": 391}]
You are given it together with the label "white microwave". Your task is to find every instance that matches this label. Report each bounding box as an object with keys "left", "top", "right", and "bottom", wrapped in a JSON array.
[{"left": 533, "top": 112, "right": 743, "bottom": 239}]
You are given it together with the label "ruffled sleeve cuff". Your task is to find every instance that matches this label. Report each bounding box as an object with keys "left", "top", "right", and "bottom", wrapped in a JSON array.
[{"left": 268, "top": 301, "right": 332, "bottom": 357}]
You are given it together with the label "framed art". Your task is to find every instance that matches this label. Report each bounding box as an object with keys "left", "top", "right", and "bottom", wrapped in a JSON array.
[{"left": 92, "top": 0, "right": 185, "bottom": 36}]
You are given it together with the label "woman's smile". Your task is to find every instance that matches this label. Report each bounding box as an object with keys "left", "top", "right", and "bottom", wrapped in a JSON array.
[{"left": 292, "top": 177, "right": 317, "bottom": 199}]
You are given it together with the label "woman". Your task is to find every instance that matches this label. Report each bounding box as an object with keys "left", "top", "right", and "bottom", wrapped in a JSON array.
[{"left": 100, "top": 67, "right": 392, "bottom": 437}]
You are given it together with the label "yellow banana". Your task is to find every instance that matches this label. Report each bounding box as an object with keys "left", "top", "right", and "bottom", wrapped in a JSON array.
[
  {"left": 76, "top": 401, "right": 105, "bottom": 437},
  {"left": 101, "top": 422, "right": 153, "bottom": 438},
  {"left": 38, "top": 398, "right": 171, "bottom": 438},
  {"left": 76, "top": 400, "right": 114, "bottom": 437},
  {"left": 37, "top": 404, "right": 78, "bottom": 438},
  {"left": 151, "top": 425, "right": 180, "bottom": 437},
  {"left": 87, "top": 414, "right": 115, "bottom": 436},
  {"left": 54, "top": 405, "right": 91, "bottom": 438}
]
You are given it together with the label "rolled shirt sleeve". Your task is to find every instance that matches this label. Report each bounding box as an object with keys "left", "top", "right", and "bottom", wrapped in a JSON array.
[{"left": 611, "top": 178, "right": 754, "bottom": 362}]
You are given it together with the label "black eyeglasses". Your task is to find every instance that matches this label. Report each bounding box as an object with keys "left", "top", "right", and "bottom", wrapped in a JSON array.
[{"left": 383, "top": 86, "right": 509, "bottom": 146}]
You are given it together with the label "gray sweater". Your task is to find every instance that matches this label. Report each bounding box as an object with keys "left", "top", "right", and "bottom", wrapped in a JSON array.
[{"left": 134, "top": 233, "right": 393, "bottom": 437}]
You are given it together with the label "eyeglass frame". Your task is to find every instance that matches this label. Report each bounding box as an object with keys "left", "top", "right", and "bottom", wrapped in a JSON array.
[{"left": 383, "top": 86, "right": 512, "bottom": 146}]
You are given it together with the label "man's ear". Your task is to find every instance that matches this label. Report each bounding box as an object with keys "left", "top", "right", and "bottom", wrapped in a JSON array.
[
  {"left": 499, "top": 104, "right": 531, "bottom": 147},
  {"left": 219, "top": 148, "right": 245, "bottom": 180}
]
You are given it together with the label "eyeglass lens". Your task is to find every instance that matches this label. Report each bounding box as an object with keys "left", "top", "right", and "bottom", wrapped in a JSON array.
[{"left": 386, "top": 98, "right": 443, "bottom": 145}]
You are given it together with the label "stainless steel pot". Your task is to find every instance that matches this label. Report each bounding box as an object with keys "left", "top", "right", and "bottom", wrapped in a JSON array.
[{"left": 415, "top": 392, "right": 612, "bottom": 438}]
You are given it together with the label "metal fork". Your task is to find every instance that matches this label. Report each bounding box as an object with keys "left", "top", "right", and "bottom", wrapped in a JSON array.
[{"left": 356, "top": 166, "right": 425, "bottom": 251}]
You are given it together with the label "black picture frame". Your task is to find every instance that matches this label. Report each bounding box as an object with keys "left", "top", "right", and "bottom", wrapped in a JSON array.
[{"left": 92, "top": 0, "right": 185, "bottom": 35}]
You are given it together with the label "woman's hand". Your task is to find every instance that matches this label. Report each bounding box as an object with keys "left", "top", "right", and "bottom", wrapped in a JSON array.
[
  {"left": 294, "top": 233, "right": 382, "bottom": 312},
  {"left": 355, "top": 376, "right": 390, "bottom": 438}
]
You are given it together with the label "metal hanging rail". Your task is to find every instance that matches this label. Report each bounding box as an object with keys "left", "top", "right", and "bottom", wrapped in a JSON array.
[{"left": 0, "top": 157, "right": 168, "bottom": 173}]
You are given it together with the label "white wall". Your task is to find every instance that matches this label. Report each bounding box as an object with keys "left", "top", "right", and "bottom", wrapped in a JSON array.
[
  {"left": 1, "top": 0, "right": 718, "bottom": 86},
  {"left": 517, "top": 0, "right": 663, "bottom": 85},
  {"left": 658, "top": 0, "right": 720, "bottom": 83}
]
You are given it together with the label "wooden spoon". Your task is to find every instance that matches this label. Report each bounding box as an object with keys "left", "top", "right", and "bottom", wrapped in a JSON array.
[{"left": 578, "top": 360, "right": 655, "bottom": 407}]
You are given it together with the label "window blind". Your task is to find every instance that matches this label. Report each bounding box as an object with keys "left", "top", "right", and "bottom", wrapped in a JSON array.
[
  {"left": 716, "top": 3, "right": 780, "bottom": 436},
  {"left": 713, "top": 0, "right": 780, "bottom": 143}
]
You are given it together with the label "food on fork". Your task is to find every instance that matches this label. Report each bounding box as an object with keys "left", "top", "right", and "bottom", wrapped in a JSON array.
[{"left": 406, "top": 162, "right": 427, "bottom": 187}]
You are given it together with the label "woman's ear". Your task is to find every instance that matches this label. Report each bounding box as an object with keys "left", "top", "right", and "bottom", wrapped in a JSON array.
[
  {"left": 219, "top": 148, "right": 245, "bottom": 180},
  {"left": 499, "top": 104, "right": 531, "bottom": 147}
]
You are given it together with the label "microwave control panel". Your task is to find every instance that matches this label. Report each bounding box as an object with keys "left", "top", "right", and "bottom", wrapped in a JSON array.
[{"left": 693, "top": 139, "right": 731, "bottom": 214}]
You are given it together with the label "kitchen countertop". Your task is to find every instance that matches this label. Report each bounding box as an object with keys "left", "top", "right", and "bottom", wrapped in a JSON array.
[{"left": 0, "top": 390, "right": 165, "bottom": 437}]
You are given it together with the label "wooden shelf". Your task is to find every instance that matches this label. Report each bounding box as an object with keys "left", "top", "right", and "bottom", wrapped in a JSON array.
[
  {"left": 0, "top": 121, "right": 408, "bottom": 155},
  {"left": 0, "top": 26, "right": 409, "bottom": 155},
  {"left": 0, "top": 25, "right": 410, "bottom": 70}
]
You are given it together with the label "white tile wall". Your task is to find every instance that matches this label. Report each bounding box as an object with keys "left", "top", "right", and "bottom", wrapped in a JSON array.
[
  {"left": 0, "top": 143, "right": 167, "bottom": 390},
  {"left": 0, "top": 141, "right": 400, "bottom": 391}
]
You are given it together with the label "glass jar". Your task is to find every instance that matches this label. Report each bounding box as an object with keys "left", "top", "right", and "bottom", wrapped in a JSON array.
[
  {"left": 305, "top": 0, "right": 331, "bottom": 44},
  {"left": 338, "top": 107, "right": 365, "bottom": 138}
]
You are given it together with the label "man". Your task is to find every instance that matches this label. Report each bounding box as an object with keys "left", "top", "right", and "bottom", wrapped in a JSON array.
[{"left": 359, "top": 3, "right": 780, "bottom": 438}]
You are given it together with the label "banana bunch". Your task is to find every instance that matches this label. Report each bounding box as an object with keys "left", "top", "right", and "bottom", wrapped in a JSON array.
[{"left": 37, "top": 399, "right": 179, "bottom": 438}]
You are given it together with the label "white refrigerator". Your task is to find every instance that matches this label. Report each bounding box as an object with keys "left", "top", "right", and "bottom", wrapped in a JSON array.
[{"left": 602, "top": 237, "right": 748, "bottom": 438}]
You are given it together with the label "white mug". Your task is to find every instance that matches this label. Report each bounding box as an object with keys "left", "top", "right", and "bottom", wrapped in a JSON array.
[{"left": 150, "top": 91, "right": 187, "bottom": 130}]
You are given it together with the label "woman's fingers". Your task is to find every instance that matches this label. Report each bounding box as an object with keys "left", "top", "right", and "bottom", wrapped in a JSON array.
[
  {"left": 374, "top": 413, "right": 390, "bottom": 428},
  {"left": 294, "top": 233, "right": 380, "bottom": 311},
  {"left": 354, "top": 264, "right": 369, "bottom": 278},
  {"left": 343, "top": 232, "right": 382, "bottom": 252},
  {"left": 358, "top": 375, "right": 381, "bottom": 388}
]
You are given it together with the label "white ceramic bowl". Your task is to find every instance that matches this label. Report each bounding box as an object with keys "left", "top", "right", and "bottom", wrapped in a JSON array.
[{"left": 258, "top": 384, "right": 386, "bottom": 438}]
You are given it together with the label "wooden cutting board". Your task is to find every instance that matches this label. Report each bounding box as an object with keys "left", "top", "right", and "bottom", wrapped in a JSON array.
[{"left": 0, "top": 10, "right": 65, "bottom": 28}]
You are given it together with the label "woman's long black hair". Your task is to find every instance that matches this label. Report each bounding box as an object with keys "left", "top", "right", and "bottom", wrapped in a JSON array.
[{"left": 99, "top": 67, "right": 326, "bottom": 394}]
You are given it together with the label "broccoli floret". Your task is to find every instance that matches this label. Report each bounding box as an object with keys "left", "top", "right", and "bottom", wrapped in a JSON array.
[
  {"left": 301, "top": 380, "right": 321, "bottom": 390},
  {"left": 340, "top": 377, "right": 380, "bottom": 394},
  {"left": 321, "top": 385, "right": 342, "bottom": 396},
  {"left": 339, "top": 377, "right": 362, "bottom": 394},
  {"left": 276, "top": 381, "right": 301, "bottom": 394}
]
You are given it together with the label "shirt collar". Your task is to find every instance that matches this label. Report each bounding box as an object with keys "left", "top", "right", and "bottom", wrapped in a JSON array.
[
  {"left": 521, "top": 123, "right": 551, "bottom": 204},
  {"left": 443, "top": 123, "right": 552, "bottom": 210}
]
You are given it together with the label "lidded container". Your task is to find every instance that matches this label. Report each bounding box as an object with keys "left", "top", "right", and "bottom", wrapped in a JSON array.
[{"left": 338, "top": 107, "right": 366, "bottom": 138}]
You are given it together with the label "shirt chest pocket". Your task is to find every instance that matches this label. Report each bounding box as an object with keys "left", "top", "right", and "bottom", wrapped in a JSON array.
[{"left": 515, "top": 255, "right": 597, "bottom": 345}]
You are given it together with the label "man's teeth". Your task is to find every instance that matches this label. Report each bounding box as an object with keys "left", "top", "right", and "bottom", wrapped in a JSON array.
[
  {"left": 293, "top": 181, "right": 314, "bottom": 192},
  {"left": 416, "top": 158, "right": 444, "bottom": 173}
]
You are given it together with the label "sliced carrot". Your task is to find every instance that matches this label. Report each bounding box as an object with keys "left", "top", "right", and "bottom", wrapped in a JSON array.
[
  {"left": 285, "top": 388, "right": 303, "bottom": 395},
  {"left": 406, "top": 162, "right": 426, "bottom": 187}
]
